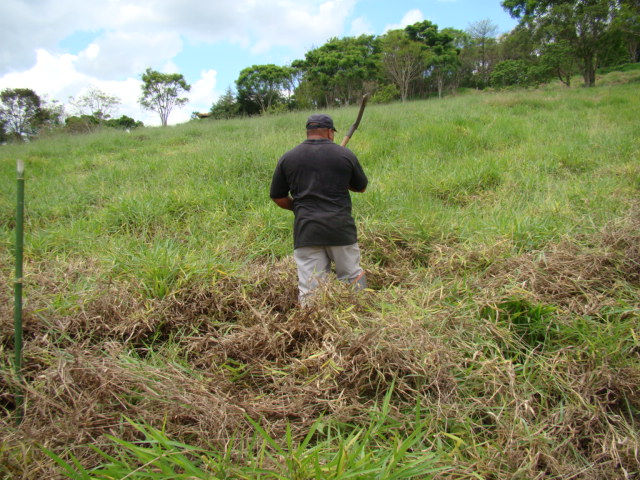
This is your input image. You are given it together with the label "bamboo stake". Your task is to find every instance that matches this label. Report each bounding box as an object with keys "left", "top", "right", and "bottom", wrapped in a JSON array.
[{"left": 14, "top": 159, "right": 24, "bottom": 421}]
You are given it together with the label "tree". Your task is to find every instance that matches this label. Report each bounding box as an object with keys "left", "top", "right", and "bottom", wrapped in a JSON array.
[
  {"left": 540, "top": 40, "right": 576, "bottom": 86},
  {"left": 442, "top": 28, "right": 472, "bottom": 90},
  {"left": 210, "top": 87, "right": 240, "bottom": 119},
  {"left": 295, "top": 35, "right": 381, "bottom": 107},
  {"left": 502, "top": 0, "right": 618, "bottom": 86},
  {"left": 139, "top": 68, "right": 191, "bottom": 126},
  {"left": 69, "top": 87, "right": 121, "bottom": 120},
  {"left": 380, "top": 30, "right": 425, "bottom": 102},
  {"left": 467, "top": 19, "right": 500, "bottom": 87},
  {"left": 0, "top": 88, "right": 43, "bottom": 139},
  {"left": 491, "top": 59, "right": 544, "bottom": 87},
  {"left": 406, "top": 21, "right": 461, "bottom": 98},
  {"left": 235, "top": 64, "right": 291, "bottom": 113},
  {"left": 615, "top": 0, "right": 640, "bottom": 62}
]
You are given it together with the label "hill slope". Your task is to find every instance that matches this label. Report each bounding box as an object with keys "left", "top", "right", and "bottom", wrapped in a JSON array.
[{"left": 1, "top": 71, "right": 639, "bottom": 479}]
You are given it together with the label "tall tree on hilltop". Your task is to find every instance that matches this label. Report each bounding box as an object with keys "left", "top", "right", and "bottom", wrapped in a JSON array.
[
  {"left": 502, "top": 0, "right": 619, "bottom": 87},
  {"left": 69, "top": 87, "right": 121, "bottom": 121},
  {"left": 380, "top": 30, "right": 425, "bottom": 102},
  {"left": 467, "top": 19, "right": 500, "bottom": 87},
  {"left": 406, "top": 20, "right": 460, "bottom": 98},
  {"left": 295, "top": 35, "right": 381, "bottom": 107},
  {"left": 139, "top": 68, "right": 190, "bottom": 126},
  {"left": 235, "top": 64, "right": 292, "bottom": 113}
]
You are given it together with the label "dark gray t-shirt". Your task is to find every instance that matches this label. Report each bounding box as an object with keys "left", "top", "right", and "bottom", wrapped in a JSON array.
[{"left": 270, "top": 139, "right": 368, "bottom": 249}]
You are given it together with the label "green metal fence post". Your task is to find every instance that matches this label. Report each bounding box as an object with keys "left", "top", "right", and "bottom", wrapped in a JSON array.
[{"left": 14, "top": 159, "right": 25, "bottom": 421}]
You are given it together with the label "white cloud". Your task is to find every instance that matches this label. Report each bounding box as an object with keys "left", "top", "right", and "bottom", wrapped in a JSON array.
[
  {"left": 0, "top": 0, "right": 358, "bottom": 125},
  {"left": 384, "top": 9, "right": 425, "bottom": 33},
  {"left": 1, "top": 0, "right": 358, "bottom": 76},
  {"left": 0, "top": 49, "right": 217, "bottom": 126},
  {"left": 75, "top": 31, "right": 183, "bottom": 79},
  {"left": 350, "top": 16, "right": 374, "bottom": 36}
]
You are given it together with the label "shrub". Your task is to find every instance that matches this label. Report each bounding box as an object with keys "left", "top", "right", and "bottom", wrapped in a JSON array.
[
  {"left": 104, "top": 115, "right": 144, "bottom": 130},
  {"left": 64, "top": 114, "right": 100, "bottom": 133},
  {"left": 491, "top": 60, "right": 545, "bottom": 88},
  {"left": 371, "top": 84, "right": 400, "bottom": 104}
]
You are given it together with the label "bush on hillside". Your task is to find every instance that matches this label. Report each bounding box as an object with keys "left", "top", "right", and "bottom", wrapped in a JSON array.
[
  {"left": 371, "top": 84, "right": 400, "bottom": 104},
  {"left": 491, "top": 60, "right": 548, "bottom": 88},
  {"left": 104, "top": 115, "right": 144, "bottom": 130},
  {"left": 65, "top": 114, "right": 100, "bottom": 133},
  {"left": 65, "top": 114, "right": 143, "bottom": 133}
]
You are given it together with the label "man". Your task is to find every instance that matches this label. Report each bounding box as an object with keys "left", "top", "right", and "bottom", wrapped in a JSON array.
[{"left": 270, "top": 113, "right": 368, "bottom": 304}]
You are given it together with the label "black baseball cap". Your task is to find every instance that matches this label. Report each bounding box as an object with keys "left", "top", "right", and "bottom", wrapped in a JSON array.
[{"left": 306, "top": 114, "right": 337, "bottom": 131}]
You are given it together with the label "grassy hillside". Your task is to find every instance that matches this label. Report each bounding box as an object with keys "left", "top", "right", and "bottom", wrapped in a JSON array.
[{"left": 1, "top": 69, "right": 639, "bottom": 479}]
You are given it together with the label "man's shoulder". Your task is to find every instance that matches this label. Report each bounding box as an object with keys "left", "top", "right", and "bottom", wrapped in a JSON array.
[{"left": 281, "top": 140, "right": 358, "bottom": 162}]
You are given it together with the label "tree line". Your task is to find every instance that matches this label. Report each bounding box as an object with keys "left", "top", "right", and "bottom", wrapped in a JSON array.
[
  {"left": 210, "top": 0, "right": 639, "bottom": 117},
  {"left": 1, "top": 0, "right": 638, "bottom": 140}
]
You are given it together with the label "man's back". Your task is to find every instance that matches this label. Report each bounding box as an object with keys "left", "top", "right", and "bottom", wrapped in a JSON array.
[{"left": 270, "top": 138, "right": 367, "bottom": 248}]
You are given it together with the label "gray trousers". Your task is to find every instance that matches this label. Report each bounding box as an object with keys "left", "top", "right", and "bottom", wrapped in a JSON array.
[{"left": 293, "top": 243, "right": 366, "bottom": 304}]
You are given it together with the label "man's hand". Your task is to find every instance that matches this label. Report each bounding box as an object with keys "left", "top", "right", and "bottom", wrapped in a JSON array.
[
  {"left": 348, "top": 186, "right": 366, "bottom": 193},
  {"left": 272, "top": 197, "right": 294, "bottom": 211}
]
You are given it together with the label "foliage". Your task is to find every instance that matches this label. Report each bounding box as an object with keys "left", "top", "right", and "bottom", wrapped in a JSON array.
[
  {"left": 209, "top": 87, "right": 240, "bottom": 119},
  {"left": 502, "top": 0, "right": 622, "bottom": 87},
  {"left": 380, "top": 30, "right": 425, "bottom": 102},
  {"left": 540, "top": 39, "right": 576, "bottom": 86},
  {"left": 615, "top": 0, "right": 640, "bottom": 62},
  {"left": 69, "top": 88, "right": 121, "bottom": 121},
  {"left": 104, "top": 115, "right": 144, "bottom": 130},
  {"left": 235, "top": 64, "right": 292, "bottom": 114},
  {"left": 406, "top": 20, "right": 461, "bottom": 98},
  {"left": 65, "top": 114, "right": 143, "bottom": 133},
  {"left": 0, "top": 88, "right": 46, "bottom": 140},
  {"left": 370, "top": 83, "right": 400, "bottom": 104},
  {"left": 139, "top": 68, "right": 191, "bottom": 126},
  {"left": 0, "top": 119, "right": 7, "bottom": 143},
  {"left": 65, "top": 114, "right": 101, "bottom": 134},
  {"left": 491, "top": 59, "right": 535, "bottom": 87},
  {"left": 294, "top": 35, "right": 381, "bottom": 107}
]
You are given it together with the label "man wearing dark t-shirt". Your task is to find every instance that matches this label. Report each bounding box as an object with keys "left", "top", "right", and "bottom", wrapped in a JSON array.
[{"left": 270, "top": 113, "right": 368, "bottom": 304}]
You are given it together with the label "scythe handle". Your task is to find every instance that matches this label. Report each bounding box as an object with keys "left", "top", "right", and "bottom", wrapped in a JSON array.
[{"left": 340, "top": 94, "right": 369, "bottom": 147}]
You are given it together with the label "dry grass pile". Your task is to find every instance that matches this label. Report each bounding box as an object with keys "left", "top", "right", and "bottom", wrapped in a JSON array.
[
  {"left": 1, "top": 215, "right": 639, "bottom": 479},
  {"left": 481, "top": 221, "right": 640, "bottom": 314},
  {"left": 1, "top": 256, "right": 455, "bottom": 478}
]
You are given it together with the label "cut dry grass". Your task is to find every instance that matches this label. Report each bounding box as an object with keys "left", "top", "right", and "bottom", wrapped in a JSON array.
[{"left": 2, "top": 211, "right": 639, "bottom": 479}]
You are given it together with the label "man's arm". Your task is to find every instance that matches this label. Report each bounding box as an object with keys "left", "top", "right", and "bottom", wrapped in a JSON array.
[
  {"left": 272, "top": 196, "right": 294, "bottom": 211},
  {"left": 348, "top": 186, "right": 366, "bottom": 193}
]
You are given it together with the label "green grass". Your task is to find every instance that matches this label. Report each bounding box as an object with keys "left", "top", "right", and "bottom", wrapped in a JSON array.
[
  {"left": 1, "top": 79, "right": 638, "bottom": 277},
  {"left": 1, "top": 67, "right": 639, "bottom": 479},
  {"left": 45, "top": 390, "right": 447, "bottom": 480}
]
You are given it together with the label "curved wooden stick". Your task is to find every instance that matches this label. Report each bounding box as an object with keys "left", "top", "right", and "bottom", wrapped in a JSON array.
[{"left": 340, "top": 94, "right": 369, "bottom": 147}]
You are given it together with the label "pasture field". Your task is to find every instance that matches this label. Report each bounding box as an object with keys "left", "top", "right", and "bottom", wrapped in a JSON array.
[{"left": 1, "top": 68, "right": 640, "bottom": 479}]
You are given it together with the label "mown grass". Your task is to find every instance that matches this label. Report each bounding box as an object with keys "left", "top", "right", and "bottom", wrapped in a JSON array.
[{"left": 0, "top": 67, "right": 639, "bottom": 479}]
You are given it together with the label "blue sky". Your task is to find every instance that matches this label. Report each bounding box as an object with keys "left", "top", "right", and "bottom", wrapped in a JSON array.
[{"left": 0, "top": 0, "right": 517, "bottom": 125}]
